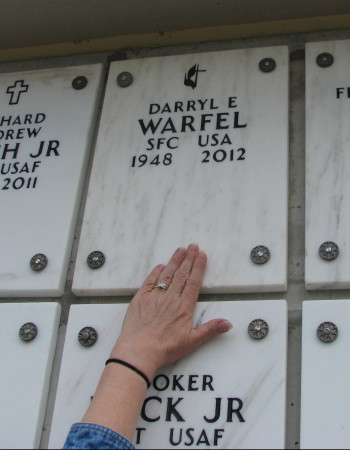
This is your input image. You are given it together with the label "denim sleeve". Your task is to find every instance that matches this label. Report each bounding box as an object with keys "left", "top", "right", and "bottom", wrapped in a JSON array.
[{"left": 62, "top": 422, "right": 135, "bottom": 449}]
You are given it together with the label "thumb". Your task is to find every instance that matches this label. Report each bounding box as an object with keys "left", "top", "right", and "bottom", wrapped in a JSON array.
[{"left": 190, "top": 319, "right": 233, "bottom": 350}]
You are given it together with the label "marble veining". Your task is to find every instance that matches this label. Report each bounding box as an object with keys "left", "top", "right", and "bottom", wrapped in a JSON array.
[
  {"left": 0, "top": 64, "right": 103, "bottom": 297},
  {"left": 300, "top": 300, "right": 350, "bottom": 449},
  {"left": 306, "top": 40, "right": 350, "bottom": 289},
  {"left": 0, "top": 303, "right": 61, "bottom": 449},
  {"left": 48, "top": 300, "right": 287, "bottom": 449},
  {"left": 72, "top": 47, "right": 289, "bottom": 296}
]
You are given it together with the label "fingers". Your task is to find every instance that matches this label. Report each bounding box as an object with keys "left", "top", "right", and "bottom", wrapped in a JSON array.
[
  {"left": 190, "top": 319, "right": 233, "bottom": 349},
  {"left": 156, "top": 246, "right": 187, "bottom": 287},
  {"left": 140, "top": 243, "right": 206, "bottom": 297},
  {"left": 168, "top": 243, "right": 201, "bottom": 295},
  {"left": 139, "top": 263, "right": 165, "bottom": 293},
  {"left": 181, "top": 249, "right": 207, "bottom": 301}
]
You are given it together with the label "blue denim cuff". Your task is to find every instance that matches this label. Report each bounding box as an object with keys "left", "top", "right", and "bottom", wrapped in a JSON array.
[{"left": 62, "top": 422, "right": 135, "bottom": 449}]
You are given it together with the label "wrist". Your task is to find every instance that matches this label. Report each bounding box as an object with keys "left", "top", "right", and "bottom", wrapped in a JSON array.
[
  {"left": 109, "top": 340, "right": 158, "bottom": 382},
  {"left": 105, "top": 358, "right": 151, "bottom": 388}
]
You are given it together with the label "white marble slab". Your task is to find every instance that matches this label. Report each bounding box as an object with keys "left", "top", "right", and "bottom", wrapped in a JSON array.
[
  {"left": 72, "top": 46, "right": 289, "bottom": 296},
  {"left": 0, "top": 64, "right": 103, "bottom": 297},
  {"left": 305, "top": 39, "right": 350, "bottom": 289},
  {"left": 300, "top": 300, "right": 350, "bottom": 449},
  {"left": 0, "top": 302, "right": 61, "bottom": 449},
  {"left": 49, "top": 300, "right": 287, "bottom": 449}
]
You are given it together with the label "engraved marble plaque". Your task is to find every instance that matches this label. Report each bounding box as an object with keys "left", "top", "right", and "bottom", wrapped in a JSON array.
[
  {"left": 72, "top": 46, "right": 289, "bottom": 296},
  {"left": 300, "top": 300, "right": 350, "bottom": 449},
  {"left": 306, "top": 39, "right": 350, "bottom": 289},
  {"left": 0, "top": 302, "right": 61, "bottom": 449},
  {"left": 0, "top": 65, "right": 103, "bottom": 297},
  {"left": 49, "top": 300, "right": 287, "bottom": 449}
]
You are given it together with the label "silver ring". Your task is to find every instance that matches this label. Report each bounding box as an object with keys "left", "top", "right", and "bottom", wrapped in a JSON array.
[{"left": 154, "top": 282, "right": 169, "bottom": 290}]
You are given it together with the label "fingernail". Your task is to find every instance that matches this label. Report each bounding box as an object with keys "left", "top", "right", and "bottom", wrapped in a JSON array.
[
  {"left": 198, "top": 250, "right": 207, "bottom": 260},
  {"left": 176, "top": 247, "right": 186, "bottom": 256},
  {"left": 218, "top": 320, "right": 233, "bottom": 333}
]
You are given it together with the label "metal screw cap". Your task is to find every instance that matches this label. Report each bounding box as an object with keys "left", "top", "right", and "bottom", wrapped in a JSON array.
[
  {"left": 87, "top": 251, "right": 105, "bottom": 269},
  {"left": 117, "top": 72, "right": 133, "bottom": 87},
  {"left": 248, "top": 319, "right": 269, "bottom": 340},
  {"left": 72, "top": 76, "right": 88, "bottom": 90},
  {"left": 316, "top": 53, "right": 334, "bottom": 68},
  {"left": 30, "top": 253, "right": 48, "bottom": 271},
  {"left": 259, "top": 58, "right": 276, "bottom": 73},
  {"left": 78, "top": 327, "right": 98, "bottom": 347},
  {"left": 317, "top": 321, "right": 338, "bottom": 343},
  {"left": 251, "top": 245, "right": 270, "bottom": 264},
  {"left": 19, "top": 322, "right": 38, "bottom": 342},
  {"left": 319, "top": 241, "right": 339, "bottom": 261}
]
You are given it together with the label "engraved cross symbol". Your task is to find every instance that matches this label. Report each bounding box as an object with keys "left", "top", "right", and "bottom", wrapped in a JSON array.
[
  {"left": 184, "top": 64, "right": 206, "bottom": 89},
  {"left": 6, "top": 80, "right": 29, "bottom": 105}
]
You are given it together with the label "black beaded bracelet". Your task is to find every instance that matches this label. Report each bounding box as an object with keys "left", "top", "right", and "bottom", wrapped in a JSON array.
[{"left": 105, "top": 358, "right": 151, "bottom": 388}]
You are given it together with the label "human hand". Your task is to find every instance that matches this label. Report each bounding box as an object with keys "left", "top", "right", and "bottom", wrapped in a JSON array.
[{"left": 110, "top": 243, "right": 232, "bottom": 381}]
